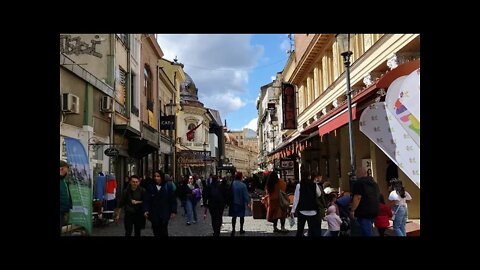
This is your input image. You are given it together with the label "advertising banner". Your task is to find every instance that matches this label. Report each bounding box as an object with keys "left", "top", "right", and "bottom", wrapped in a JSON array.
[
  {"left": 359, "top": 102, "right": 420, "bottom": 188},
  {"left": 64, "top": 137, "right": 93, "bottom": 235},
  {"left": 385, "top": 73, "right": 420, "bottom": 147}
]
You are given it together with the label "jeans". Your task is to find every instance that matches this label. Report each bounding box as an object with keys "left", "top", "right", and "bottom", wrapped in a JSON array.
[
  {"left": 392, "top": 205, "right": 408, "bottom": 236},
  {"left": 356, "top": 217, "right": 375, "bottom": 236},
  {"left": 185, "top": 199, "right": 193, "bottom": 223}
]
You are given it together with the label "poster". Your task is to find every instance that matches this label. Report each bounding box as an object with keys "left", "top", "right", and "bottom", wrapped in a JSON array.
[{"left": 64, "top": 137, "right": 93, "bottom": 235}]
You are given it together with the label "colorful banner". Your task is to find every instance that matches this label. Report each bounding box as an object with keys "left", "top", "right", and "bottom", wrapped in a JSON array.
[
  {"left": 359, "top": 102, "right": 420, "bottom": 188},
  {"left": 400, "top": 69, "right": 420, "bottom": 122},
  {"left": 64, "top": 137, "right": 93, "bottom": 235},
  {"left": 385, "top": 73, "right": 420, "bottom": 147}
]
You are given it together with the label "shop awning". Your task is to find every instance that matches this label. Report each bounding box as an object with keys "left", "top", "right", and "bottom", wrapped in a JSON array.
[
  {"left": 318, "top": 104, "right": 357, "bottom": 136},
  {"left": 299, "top": 130, "right": 319, "bottom": 143},
  {"left": 114, "top": 124, "right": 141, "bottom": 137}
]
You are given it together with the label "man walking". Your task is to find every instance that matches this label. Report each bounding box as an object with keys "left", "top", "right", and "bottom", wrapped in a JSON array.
[
  {"left": 351, "top": 167, "right": 380, "bottom": 236},
  {"left": 115, "top": 175, "right": 146, "bottom": 237}
]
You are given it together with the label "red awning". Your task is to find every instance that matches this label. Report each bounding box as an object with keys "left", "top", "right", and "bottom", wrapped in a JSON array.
[{"left": 318, "top": 104, "right": 357, "bottom": 136}]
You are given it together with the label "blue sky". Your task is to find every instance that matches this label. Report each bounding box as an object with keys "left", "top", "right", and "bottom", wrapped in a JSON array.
[{"left": 156, "top": 34, "right": 290, "bottom": 131}]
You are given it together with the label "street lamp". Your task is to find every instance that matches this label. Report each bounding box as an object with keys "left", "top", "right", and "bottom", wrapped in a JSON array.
[
  {"left": 203, "top": 141, "right": 207, "bottom": 180},
  {"left": 336, "top": 33, "right": 357, "bottom": 189},
  {"left": 166, "top": 99, "right": 177, "bottom": 182}
]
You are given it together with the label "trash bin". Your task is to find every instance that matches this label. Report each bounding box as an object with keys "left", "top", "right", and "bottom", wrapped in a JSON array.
[{"left": 251, "top": 199, "right": 266, "bottom": 219}]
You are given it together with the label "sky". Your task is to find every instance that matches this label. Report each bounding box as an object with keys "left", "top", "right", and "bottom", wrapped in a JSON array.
[{"left": 156, "top": 34, "right": 291, "bottom": 132}]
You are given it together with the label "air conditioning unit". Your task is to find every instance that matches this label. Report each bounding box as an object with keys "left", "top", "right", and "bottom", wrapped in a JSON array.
[
  {"left": 62, "top": 93, "right": 80, "bottom": 114},
  {"left": 101, "top": 96, "right": 113, "bottom": 112}
]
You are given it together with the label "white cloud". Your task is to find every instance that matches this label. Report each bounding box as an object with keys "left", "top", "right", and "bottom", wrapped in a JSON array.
[
  {"left": 280, "top": 38, "right": 290, "bottom": 53},
  {"left": 243, "top": 117, "right": 258, "bottom": 131},
  {"left": 156, "top": 34, "right": 264, "bottom": 118},
  {"left": 202, "top": 93, "right": 246, "bottom": 115}
]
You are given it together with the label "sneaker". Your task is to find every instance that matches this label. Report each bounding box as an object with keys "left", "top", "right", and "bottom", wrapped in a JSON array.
[
  {"left": 193, "top": 220, "right": 197, "bottom": 224},
  {"left": 239, "top": 230, "right": 246, "bottom": 234},
  {"left": 186, "top": 222, "right": 191, "bottom": 225},
  {"left": 273, "top": 228, "right": 281, "bottom": 233}
]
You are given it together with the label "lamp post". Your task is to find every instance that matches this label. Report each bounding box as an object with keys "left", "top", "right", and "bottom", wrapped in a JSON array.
[
  {"left": 203, "top": 141, "right": 207, "bottom": 180},
  {"left": 336, "top": 33, "right": 357, "bottom": 189},
  {"left": 166, "top": 99, "right": 177, "bottom": 182}
]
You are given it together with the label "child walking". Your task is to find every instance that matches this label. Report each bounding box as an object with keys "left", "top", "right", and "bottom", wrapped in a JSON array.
[
  {"left": 374, "top": 194, "right": 392, "bottom": 237},
  {"left": 325, "top": 205, "right": 342, "bottom": 237}
]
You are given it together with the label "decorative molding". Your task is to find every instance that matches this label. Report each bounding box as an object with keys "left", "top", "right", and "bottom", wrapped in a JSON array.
[
  {"left": 351, "top": 86, "right": 363, "bottom": 97},
  {"left": 333, "top": 95, "right": 346, "bottom": 108},
  {"left": 363, "top": 71, "right": 383, "bottom": 87},
  {"left": 387, "top": 52, "right": 420, "bottom": 70}
]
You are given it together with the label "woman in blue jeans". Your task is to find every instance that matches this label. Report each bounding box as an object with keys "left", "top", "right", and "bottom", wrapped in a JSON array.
[{"left": 388, "top": 179, "right": 412, "bottom": 236}]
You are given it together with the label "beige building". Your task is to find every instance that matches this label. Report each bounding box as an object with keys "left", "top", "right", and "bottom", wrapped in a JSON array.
[
  {"left": 60, "top": 34, "right": 137, "bottom": 188},
  {"left": 276, "top": 34, "right": 420, "bottom": 218},
  {"left": 224, "top": 129, "right": 259, "bottom": 177},
  {"left": 227, "top": 128, "right": 259, "bottom": 153}
]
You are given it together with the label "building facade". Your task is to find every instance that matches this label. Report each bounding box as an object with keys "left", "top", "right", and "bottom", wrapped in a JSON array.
[
  {"left": 176, "top": 72, "right": 214, "bottom": 180},
  {"left": 279, "top": 33, "right": 420, "bottom": 218},
  {"left": 224, "top": 129, "right": 259, "bottom": 177}
]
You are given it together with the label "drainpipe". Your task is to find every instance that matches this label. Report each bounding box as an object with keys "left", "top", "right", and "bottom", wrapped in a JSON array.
[
  {"left": 157, "top": 65, "right": 161, "bottom": 172},
  {"left": 109, "top": 34, "right": 116, "bottom": 174}
]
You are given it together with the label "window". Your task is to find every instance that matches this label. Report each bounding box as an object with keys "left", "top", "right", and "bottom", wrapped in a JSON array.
[
  {"left": 144, "top": 66, "right": 153, "bottom": 111},
  {"left": 117, "top": 67, "right": 127, "bottom": 115},
  {"left": 117, "top": 34, "right": 129, "bottom": 47},
  {"left": 130, "top": 35, "right": 139, "bottom": 61},
  {"left": 131, "top": 72, "right": 139, "bottom": 116}
]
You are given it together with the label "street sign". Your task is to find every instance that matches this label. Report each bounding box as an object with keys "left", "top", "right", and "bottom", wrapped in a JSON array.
[
  {"left": 104, "top": 147, "right": 119, "bottom": 157},
  {"left": 160, "top": 115, "right": 175, "bottom": 130}
]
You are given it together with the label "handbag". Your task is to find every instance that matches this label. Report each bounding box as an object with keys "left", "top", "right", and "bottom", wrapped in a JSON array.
[
  {"left": 279, "top": 190, "right": 290, "bottom": 210},
  {"left": 288, "top": 214, "right": 296, "bottom": 228},
  {"left": 391, "top": 205, "right": 401, "bottom": 221}
]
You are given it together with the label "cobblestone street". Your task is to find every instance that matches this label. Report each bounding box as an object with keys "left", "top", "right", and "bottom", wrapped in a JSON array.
[{"left": 91, "top": 199, "right": 328, "bottom": 237}]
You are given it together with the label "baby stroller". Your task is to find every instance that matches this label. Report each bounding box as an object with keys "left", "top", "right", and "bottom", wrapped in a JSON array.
[
  {"left": 336, "top": 195, "right": 351, "bottom": 236},
  {"left": 339, "top": 216, "right": 350, "bottom": 236}
]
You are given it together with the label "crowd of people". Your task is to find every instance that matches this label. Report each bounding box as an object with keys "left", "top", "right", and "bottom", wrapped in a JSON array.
[{"left": 60, "top": 160, "right": 413, "bottom": 237}]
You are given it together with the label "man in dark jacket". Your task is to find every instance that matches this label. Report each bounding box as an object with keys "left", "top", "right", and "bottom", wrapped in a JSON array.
[
  {"left": 203, "top": 175, "right": 229, "bottom": 237},
  {"left": 351, "top": 168, "right": 380, "bottom": 236},
  {"left": 115, "top": 175, "right": 146, "bottom": 237},
  {"left": 60, "top": 160, "right": 72, "bottom": 234},
  {"left": 143, "top": 170, "right": 177, "bottom": 237}
]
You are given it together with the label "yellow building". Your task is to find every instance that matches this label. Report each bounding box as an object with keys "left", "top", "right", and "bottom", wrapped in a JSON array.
[{"left": 280, "top": 34, "right": 420, "bottom": 218}]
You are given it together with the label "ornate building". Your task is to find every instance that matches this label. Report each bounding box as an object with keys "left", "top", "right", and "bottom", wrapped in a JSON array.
[{"left": 176, "top": 72, "right": 216, "bottom": 180}]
